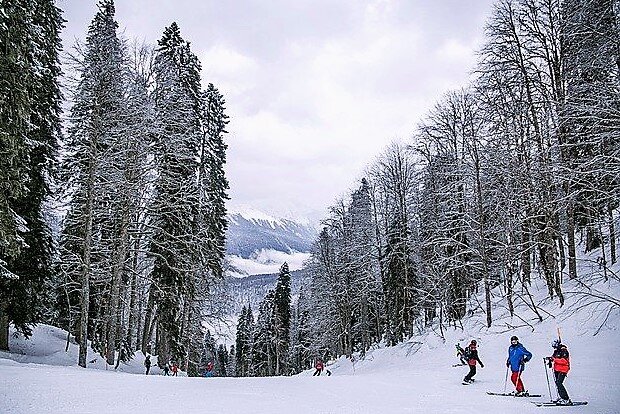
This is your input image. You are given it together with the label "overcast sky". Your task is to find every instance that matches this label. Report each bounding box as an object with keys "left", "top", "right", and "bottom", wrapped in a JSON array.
[{"left": 60, "top": 0, "right": 495, "bottom": 222}]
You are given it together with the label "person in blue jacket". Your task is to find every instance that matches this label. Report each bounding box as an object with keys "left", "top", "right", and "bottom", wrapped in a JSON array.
[{"left": 506, "top": 335, "right": 532, "bottom": 395}]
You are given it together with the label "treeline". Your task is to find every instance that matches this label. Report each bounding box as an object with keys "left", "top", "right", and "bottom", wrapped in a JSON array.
[
  {"left": 233, "top": 263, "right": 295, "bottom": 376},
  {"left": 0, "top": 0, "right": 230, "bottom": 376},
  {"left": 296, "top": 0, "right": 620, "bottom": 362}
]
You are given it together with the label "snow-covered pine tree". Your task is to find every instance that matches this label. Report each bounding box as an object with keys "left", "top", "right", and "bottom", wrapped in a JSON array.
[
  {"left": 0, "top": 0, "right": 63, "bottom": 350},
  {"left": 215, "top": 343, "right": 228, "bottom": 376},
  {"left": 273, "top": 262, "right": 291, "bottom": 375},
  {"left": 0, "top": 1, "right": 31, "bottom": 268},
  {"left": 147, "top": 22, "right": 203, "bottom": 368},
  {"left": 290, "top": 288, "right": 313, "bottom": 373},
  {"left": 200, "top": 83, "right": 230, "bottom": 278},
  {"left": 243, "top": 305, "right": 255, "bottom": 375},
  {"left": 252, "top": 290, "right": 276, "bottom": 376},
  {"left": 234, "top": 306, "right": 248, "bottom": 376},
  {"left": 227, "top": 344, "right": 236, "bottom": 377},
  {"left": 58, "top": 0, "right": 126, "bottom": 367}
]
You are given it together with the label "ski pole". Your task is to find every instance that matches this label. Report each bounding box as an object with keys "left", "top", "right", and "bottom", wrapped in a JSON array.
[
  {"left": 543, "top": 358, "right": 553, "bottom": 402},
  {"left": 503, "top": 365, "right": 509, "bottom": 394}
]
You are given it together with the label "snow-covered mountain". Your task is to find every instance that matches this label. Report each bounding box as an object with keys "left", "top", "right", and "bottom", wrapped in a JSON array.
[{"left": 225, "top": 207, "right": 316, "bottom": 276}]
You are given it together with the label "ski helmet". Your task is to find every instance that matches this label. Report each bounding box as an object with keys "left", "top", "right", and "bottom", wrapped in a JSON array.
[
  {"left": 510, "top": 335, "right": 519, "bottom": 342},
  {"left": 471, "top": 340, "right": 477, "bottom": 345}
]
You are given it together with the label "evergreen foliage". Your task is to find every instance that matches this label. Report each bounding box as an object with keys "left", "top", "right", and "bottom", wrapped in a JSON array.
[{"left": 0, "top": 0, "right": 63, "bottom": 350}]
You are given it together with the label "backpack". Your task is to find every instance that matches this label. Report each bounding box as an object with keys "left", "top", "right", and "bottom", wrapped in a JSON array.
[{"left": 463, "top": 346, "right": 472, "bottom": 359}]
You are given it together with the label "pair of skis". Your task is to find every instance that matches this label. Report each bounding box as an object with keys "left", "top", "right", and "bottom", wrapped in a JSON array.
[
  {"left": 532, "top": 401, "right": 588, "bottom": 407},
  {"left": 487, "top": 392, "right": 588, "bottom": 407},
  {"left": 486, "top": 391, "right": 542, "bottom": 397}
]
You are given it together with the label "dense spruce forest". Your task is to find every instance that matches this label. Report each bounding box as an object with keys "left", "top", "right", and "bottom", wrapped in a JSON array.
[{"left": 0, "top": 0, "right": 229, "bottom": 376}]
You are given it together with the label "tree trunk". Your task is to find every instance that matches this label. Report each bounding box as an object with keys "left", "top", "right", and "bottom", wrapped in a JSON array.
[
  {"left": 141, "top": 287, "right": 156, "bottom": 356},
  {"left": 506, "top": 263, "right": 514, "bottom": 317},
  {"left": 79, "top": 145, "right": 96, "bottom": 368},
  {"left": 521, "top": 220, "right": 532, "bottom": 285},
  {"left": 105, "top": 204, "right": 130, "bottom": 366},
  {"left": 135, "top": 286, "right": 144, "bottom": 352},
  {"left": 609, "top": 204, "right": 616, "bottom": 265},
  {"left": 473, "top": 151, "right": 492, "bottom": 328},
  {"left": 126, "top": 235, "right": 140, "bottom": 349},
  {"left": 0, "top": 304, "right": 9, "bottom": 351},
  {"left": 567, "top": 203, "right": 578, "bottom": 278},
  {"left": 599, "top": 221, "right": 608, "bottom": 281}
]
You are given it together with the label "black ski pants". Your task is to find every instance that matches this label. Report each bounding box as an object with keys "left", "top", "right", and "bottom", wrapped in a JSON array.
[
  {"left": 313, "top": 368, "right": 322, "bottom": 376},
  {"left": 464, "top": 364, "right": 476, "bottom": 382},
  {"left": 554, "top": 371, "right": 569, "bottom": 400}
]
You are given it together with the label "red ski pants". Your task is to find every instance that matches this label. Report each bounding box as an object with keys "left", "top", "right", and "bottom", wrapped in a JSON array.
[{"left": 511, "top": 371, "right": 525, "bottom": 392}]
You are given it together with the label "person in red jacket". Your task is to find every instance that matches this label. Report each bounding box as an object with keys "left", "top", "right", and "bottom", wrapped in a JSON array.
[
  {"left": 462, "top": 340, "right": 484, "bottom": 384},
  {"left": 546, "top": 340, "right": 572, "bottom": 405},
  {"left": 171, "top": 362, "right": 179, "bottom": 377},
  {"left": 205, "top": 361, "right": 214, "bottom": 377},
  {"left": 313, "top": 358, "right": 324, "bottom": 376}
]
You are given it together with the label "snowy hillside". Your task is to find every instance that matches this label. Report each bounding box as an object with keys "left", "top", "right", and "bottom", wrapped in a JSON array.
[
  {"left": 2, "top": 262, "right": 619, "bottom": 413},
  {"left": 226, "top": 207, "right": 316, "bottom": 276}
]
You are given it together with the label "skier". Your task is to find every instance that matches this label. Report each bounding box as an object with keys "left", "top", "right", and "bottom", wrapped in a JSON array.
[
  {"left": 171, "top": 362, "right": 179, "bottom": 377},
  {"left": 506, "top": 336, "right": 532, "bottom": 396},
  {"left": 313, "top": 358, "right": 324, "bottom": 376},
  {"left": 462, "top": 340, "right": 484, "bottom": 384},
  {"left": 144, "top": 354, "right": 151, "bottom": 375},
  {"left": 163, "top": 363, "right": 170, "bottom": 376},
  {"left": 205, "top": 361, "right": 214, "bottom": 377},
  {"left": 546, "top": 340, "right": 572, "bottom": 405}
]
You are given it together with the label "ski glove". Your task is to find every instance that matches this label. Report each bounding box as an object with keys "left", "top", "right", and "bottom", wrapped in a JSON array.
[
  {"left": 480, "top": 363, "right": 484, "bottom": 368},
  {"left": 506, "top": 361, "right": 510, "bottom": 367}
]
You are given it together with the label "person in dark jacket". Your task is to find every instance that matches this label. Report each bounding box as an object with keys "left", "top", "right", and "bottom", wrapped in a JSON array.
[
  {"left": 463, "top": 340, "right": 484, "bottom": 383},
  {"left": 546, "top": 340, "right": 572, "bottom": 405},
  {"left": 506, "top": 335, "right": 532, "bottom": 395},
  {"left": 144, "top": 355, "right": 151, "bottom": 375}
]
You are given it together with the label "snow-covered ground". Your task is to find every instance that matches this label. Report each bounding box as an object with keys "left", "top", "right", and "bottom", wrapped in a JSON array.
[{"left": 2, "top": 254, "right": 619, "bottom": 413}]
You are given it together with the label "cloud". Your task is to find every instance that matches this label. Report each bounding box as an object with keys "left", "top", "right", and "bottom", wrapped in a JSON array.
[{"left": 61, "top": 0, "right": 496, "bottom": 219}]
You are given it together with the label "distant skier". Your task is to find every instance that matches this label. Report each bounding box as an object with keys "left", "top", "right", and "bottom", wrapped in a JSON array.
[
  {"left": 546, "top": 340, "right": 572, "bottom": 405},
  {"left": 313, "top": 358, "right": 324, "bottom": 376},
  {"left": 144, "top": 354, "right": 151, "bottom": 375},
  {"left": 205, "top": 361, "right": 214, "bottom": 377},
  {"left": 462, "top": 340, "right": 484, "bottom": 384},
  {"left": 163, "top": 363, "right": 170, "bottom": 376},
  {"left": 506, "top": 336, "right": 532, "bottom": 395},
  {"left": 171, "top": 362, "right": 179, "bottom": 377}
]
